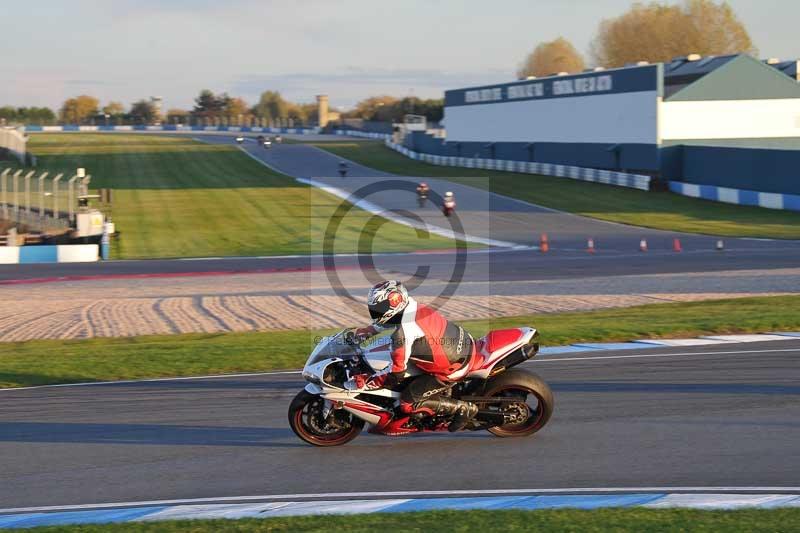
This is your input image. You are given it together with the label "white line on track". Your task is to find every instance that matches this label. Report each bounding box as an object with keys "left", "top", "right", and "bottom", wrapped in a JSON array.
[
  {"left": 0, "top": 370, "right": 301, "bottom": 392},
  {"left": 533, "top": 347, "right": 800, "bottom": 363},
  {"left": 3, "top": 487, "right": 799, "bottom": 514},
  {"left": 1, "top": 346, "right": 797, "bottom": 392}
]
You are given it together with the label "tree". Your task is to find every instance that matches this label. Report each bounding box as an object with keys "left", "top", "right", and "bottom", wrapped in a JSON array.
[
  {"left": 223, "top": 97, "right": 250, "bottom": 124},
  {"left": 252, "top": 91, "right": 289, "bottom": 122},
  {"left": 102, "top": 101, "right": 125, "bottom": 117},
  {"left": 342, "top": 95, "right": 443, "bottom": 123},
  {"left": 343, "top": 96, "right": 398, "bottom": 121},
  {"left": 192, "top": 89, "right": 225, "bottom": 120},
  {"left": 166, "top": 108, "right": 189, "bottom": 124},
  {"left": 0, "top": 106, "right": 17, "bottom": 124},
  {"left": 0, "top": 107, "right": 56, "bottom": 125},
  {"left": 591, "top": 0, "right": 756, "bottom": 68},
  {"left": 129, "top": 100, "right": 158, "bottom": 125},
  {"left": 59, "top": 95, "right": 99, "bottom": 124},
  {"left": 288, "top": 102, "right": 318, "bottom": 125},
  {"left": 517, "top": 37, "right": 586, "bottom": 78}
]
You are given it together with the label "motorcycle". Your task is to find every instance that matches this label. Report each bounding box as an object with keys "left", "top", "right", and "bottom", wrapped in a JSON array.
[
  {"left": 417, "top": 192, "right": 428, "bottom": 207},
  {"left": 442, "top": 199, "right": 455, "bottom": 217},
  {"left": 289, "top": 327, "right": 553, "bottom": 446}
]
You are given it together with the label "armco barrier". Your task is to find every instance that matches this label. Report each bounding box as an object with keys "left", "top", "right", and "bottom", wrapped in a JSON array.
[
  {"left": 24, "top": 125, "right": 320, "bottom": 134},
  {"left": 0, "top": 244, "right": 98, "bottom": 264},
  {"left": 670, "top": 181, "right": 800, "bottom": 212},
  {"left": 380, "top": 139, "right": 651, "bottom": 191}
]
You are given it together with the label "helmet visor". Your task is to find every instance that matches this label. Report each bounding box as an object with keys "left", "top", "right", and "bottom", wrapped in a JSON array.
[{"left": 369, "top": 300, "right": 391, "bottom": 322}]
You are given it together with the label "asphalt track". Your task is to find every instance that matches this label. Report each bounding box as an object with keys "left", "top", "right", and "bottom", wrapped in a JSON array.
[
  {"left": 1, "top": 340, "right": 799, "bottom": 508},
  {"left": 2, "top": 134, "right": 800, "bottom": 283}
]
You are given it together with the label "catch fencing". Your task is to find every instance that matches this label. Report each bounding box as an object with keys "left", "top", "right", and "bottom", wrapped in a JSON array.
[
  {"left": 0, "top": 127, "right": 27, "bottom": 165},
  {"left": 0, "top": 167, "right": 89, "bottom": 231}
]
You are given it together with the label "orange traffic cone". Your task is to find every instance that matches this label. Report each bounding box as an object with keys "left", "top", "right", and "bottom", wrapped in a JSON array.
[
  {"left": 672, "top": 238, "right": 682, "bottom": 252},
  {"left": 587, "top": 238, "right": 596, "bottom": 254},
  {"left": 639, "top": 239, "right": 648, "bottom": 252},
  {"left": 540, "top": 233, "right": 549, "bottom": 253}
]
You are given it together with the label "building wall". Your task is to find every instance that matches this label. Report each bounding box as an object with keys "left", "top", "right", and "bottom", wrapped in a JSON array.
[
  {"left": 445, "top": 91, "right": 658, "bottom": 144},
  {"left": 442, "top": 65, "right": 661, "bottom": 170},
  {"left": 661, "top": 99, "right": 800, "bottom": 140},
  {"left": 678, "top": 145, "right": 800, "bottom": 195}
]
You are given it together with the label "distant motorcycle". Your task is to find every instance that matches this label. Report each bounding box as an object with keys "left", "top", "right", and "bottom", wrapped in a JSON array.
[
  {"left": 289, "top": 327, "right": 553, "bottom": 446},
  {"left": 235, "top": 136, "right": 244, "bottom": 144},
  {"left": 338, "top": 162, "right": 348, "bottom": 178},
  {"left": 442, "top": 191, "right": 456, "bottom": 217},
  {"left": 416, "top": 183, "right": 429, "bottom": 207}
]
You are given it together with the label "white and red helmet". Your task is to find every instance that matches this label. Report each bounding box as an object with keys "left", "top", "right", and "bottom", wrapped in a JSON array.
[{"left": 367, "top": 280, "right": 409, "bottom": 325}]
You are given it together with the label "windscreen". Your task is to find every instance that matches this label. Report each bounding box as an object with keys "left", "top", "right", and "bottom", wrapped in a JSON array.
[{"left": 306, "top": 331, "right": 360, "bottom": 365}]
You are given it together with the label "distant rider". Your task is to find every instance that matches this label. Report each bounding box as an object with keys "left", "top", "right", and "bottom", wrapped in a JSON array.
[
  {"left": 442, "top": 191, "right": 456, "bottom": 216},
  {"left": 346, "top": 280, "right": 479, "bottom": 432},
  {"left": 416, "top": 182, "right": 430, "bottom": 206},
  {"left": 338, "top": 161, "right": 348, "bottom": 178}
]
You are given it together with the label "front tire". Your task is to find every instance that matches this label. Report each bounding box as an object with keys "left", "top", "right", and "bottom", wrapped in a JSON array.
[
  {"left": 484, "top": 369, "right": 554, "bottom": 438},
  {"left": 288, "top": 390, "right": 364, "bottom": 447}
]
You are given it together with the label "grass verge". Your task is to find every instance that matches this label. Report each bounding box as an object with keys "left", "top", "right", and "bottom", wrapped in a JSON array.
[
  {"left": 1, "top": 295, "right": 798, "bottom": 388},
  {"left": 23, "top": 134, "right": 457, "bottom": 258},
  {"left": 24, "top": 508, "right": 800, "bottom": 532},
  {"left": 311, "top": 141, "right": 800, "bottom": 239}
]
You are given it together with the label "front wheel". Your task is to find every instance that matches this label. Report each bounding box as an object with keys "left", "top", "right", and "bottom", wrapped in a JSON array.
[
  {"left": 484, "top": 369, "right": 554, "bottom": 438},
  {"left": 288, "top": 390, "right": 364, "bottom": 446}
]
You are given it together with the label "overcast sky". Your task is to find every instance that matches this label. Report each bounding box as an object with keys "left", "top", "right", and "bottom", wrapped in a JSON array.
[{"left": 3, "top": 0, "right": 799, "bottom": 111}]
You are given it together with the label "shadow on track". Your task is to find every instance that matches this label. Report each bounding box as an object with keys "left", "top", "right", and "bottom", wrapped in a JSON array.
[
  {"left": 0, "top": 422, "right": 305, "bottom": 448},
  {"left": 551, "top": 381, "right": 800, "bottom": 395}
]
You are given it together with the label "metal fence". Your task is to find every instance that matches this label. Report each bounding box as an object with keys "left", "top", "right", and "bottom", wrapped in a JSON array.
[
  {"left": 0, "top": 167, "right": 89, "bottom": 231},
  {"left": 0, "top": 127, "right": 27, "bottom": 165}
]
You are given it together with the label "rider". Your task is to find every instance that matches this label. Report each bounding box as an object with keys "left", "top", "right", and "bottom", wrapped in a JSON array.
[
  {"left": 338, "top": 161, "right": 348, "bottom": 177},
  {"left": 416, "top": 182, "right": 430, "bottom": 197},
  {"left": 347, "top": 280, "right": 479, "bottom": 432},
  {"left": 443, "top": 191, "right": 456, "bottom": 210}
]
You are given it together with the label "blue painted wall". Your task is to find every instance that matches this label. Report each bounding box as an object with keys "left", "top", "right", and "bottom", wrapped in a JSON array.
[
  {"left": 445, "top": 64, "right": 661, "bottom": 107},
  {"left": 405, "top": 131, "right": 659, "bottom": 172},
  {"left": 673, "top": 145, "right": 800, "bottom": 195}
]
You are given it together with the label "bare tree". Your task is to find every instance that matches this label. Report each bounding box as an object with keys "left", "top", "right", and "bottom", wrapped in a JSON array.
[
  {"left": 517, "top": 37, "right": 586, "bottom": 78},
  {"left": 591, "top": 0, "right": 756, "bottom": 68}
]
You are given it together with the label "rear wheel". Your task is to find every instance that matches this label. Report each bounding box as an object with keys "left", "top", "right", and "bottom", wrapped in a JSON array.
[
  {"left": 288, "top": 390, "right": 364, "bottom": 447},
  {"left": 484, "top": 369, "right": 554, "bottom": 437}
]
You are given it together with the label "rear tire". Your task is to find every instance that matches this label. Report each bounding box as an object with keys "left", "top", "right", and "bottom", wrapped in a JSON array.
[
  {"left": 288, "top": 390, "right": 364, "bottom": 447},
  {"left": 483, "top": 369, "right": 554, "bottom": 437}
]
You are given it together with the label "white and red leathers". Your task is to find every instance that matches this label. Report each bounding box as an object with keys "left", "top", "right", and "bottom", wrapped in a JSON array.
[{"left": 357, "top": 298, "right": 475, "bottom": 387}]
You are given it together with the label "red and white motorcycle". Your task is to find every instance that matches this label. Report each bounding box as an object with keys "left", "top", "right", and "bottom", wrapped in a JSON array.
[{"left": 289, "top": 327, "right": 554, "bottom": 446}]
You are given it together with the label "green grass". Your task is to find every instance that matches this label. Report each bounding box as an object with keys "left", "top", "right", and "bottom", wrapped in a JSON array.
[
  {"left": 2, "top": 295, "right": 798, "bottom": 388},
  {"left": 25, "top": 134, "right": 457, "bottom": 258},
  {"left": 24, "top": 508, "right": 800, "bottom": 532},
  {"left": 311, "top": 141, "right": 800, "bottom": 239}
]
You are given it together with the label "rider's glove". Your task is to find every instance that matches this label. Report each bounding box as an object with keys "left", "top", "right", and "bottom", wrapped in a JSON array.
[
  {"left": 345, "top": 327, "right": 375, "bottom": 345},
  {"left": 344, "top": 373, "right": 387, "bottom": 391}
]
